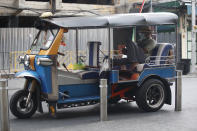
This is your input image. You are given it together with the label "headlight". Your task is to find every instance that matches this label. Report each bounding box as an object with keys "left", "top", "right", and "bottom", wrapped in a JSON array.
[
  {"left": 24, "top": 55, "right": 30, "bottom": 67},
  {"left": 18, "top": 56, "right": 25, "bottom": 64}
]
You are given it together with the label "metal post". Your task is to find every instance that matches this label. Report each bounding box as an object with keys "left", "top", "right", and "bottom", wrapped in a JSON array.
[
  {"left": 100, "top": 79, "right": 108, "bottom": 121},
  {"left": 0, "top": 79, "right": 10, "bottom": 131},
  {"left": 50, "top": 0, "right": 56, "bottom": 14},
  {"left": 108, "top": 28, "right": 111, "bottom": 60},
  {"left": 191, "top": 0, "right": 196, "bottom": 73},
  {"left": 150, "top": 0, "right": 153, "bottom": 12},
  {"left": 76, "top": 28, "right": 79, "bottom": 63},
  {"left": 175, "top": 70, "right": 182, "bottom": 111},
  {"left": 108, "top": 27, "right": 113, "bottom": 69},
  {"left": 2, "top": 52, "right": 4, "bottom": 71},
  {"left": 176, "top": 25, "right": 182, "bottom": 70}
]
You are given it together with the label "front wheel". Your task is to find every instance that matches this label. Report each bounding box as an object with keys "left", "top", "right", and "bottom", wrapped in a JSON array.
[
  {"left": 10, "top": 90, "right": 37, "bottom": 119},
  {"left": 136, "top": 79, "right": 166, "bottom": 112}
]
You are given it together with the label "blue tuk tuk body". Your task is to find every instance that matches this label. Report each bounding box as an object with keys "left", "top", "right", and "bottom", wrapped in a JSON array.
[{"left": 10, "top": 12, "right": 178, "bottom": 119}]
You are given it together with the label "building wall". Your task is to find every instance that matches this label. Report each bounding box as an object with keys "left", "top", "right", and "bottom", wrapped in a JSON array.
[{"left": 0, "top": 0, "right": 115, "bottom": 16}]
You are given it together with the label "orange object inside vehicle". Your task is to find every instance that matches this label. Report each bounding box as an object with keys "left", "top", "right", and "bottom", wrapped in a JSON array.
[{"left": 130, "top": 73, "right": 139, "bottom": 80}]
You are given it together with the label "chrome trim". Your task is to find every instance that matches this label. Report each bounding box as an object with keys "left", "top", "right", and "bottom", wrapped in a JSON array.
[{"left": 37, "top": 58, "right": 53, "bottom": 66}]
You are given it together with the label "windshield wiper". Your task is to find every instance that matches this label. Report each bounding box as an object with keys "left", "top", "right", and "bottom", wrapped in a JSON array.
[
  {"left": 50, "top": 29, "right": 55, "bottom": 36},
  {"left": 31, "top": 30, "right": 41, "bottom": 47}
]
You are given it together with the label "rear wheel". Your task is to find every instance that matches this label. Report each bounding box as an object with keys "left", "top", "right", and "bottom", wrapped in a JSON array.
[
  {"left": 10, "top": 90, "right": 37, "bottom": 119},
  {"left": 136, "top": 79, "right": 166, "bottom": 112}
]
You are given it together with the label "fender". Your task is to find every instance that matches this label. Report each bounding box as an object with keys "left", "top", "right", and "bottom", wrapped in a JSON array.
[
  {"left": 15, "top": 70, "right": 41, "bottom": 84},
  {"left": 16, "top": 71, "right": 43, "bottom": 113},
  {"left": 138, "top": 75, "right": 172, "bottom": 105}
]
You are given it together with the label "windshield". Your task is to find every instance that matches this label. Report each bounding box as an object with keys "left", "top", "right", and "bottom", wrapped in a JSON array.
[{"left": 30, "top": 29, "right": 58, "bottom": 54}]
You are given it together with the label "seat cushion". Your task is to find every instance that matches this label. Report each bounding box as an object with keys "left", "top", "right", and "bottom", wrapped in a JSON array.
[
  {"left": 78, "top": 71, "right": 99, "bottom": 80},
  {"left": 136, "top": 63, "right": 150, "bottom": 72},
  {"left": 150, "top": 43, "right": 173, "bottom": 65}
]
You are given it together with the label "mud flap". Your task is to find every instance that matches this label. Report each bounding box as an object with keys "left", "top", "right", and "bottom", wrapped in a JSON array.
[{"left": 48, "top": 102, "right": 57, "bottom": 118}]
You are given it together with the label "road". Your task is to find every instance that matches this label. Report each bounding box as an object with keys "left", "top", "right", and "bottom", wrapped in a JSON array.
[{"left": 3, "top": 75, "right": 197, "bottom": 131}]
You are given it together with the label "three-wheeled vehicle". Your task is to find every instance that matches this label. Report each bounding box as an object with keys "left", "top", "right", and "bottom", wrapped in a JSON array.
[{"left": 10, "top": 12, "right": 178, "bottom": 119}]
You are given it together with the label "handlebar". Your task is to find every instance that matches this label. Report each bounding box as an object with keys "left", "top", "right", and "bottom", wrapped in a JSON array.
[{"left": 58, "top": 52, "right": 65, "bottom": 56}]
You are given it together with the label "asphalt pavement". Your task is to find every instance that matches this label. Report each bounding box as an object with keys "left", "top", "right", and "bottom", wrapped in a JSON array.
[{"left": 2, "top": 75, "right": 197, "bottom": 131}]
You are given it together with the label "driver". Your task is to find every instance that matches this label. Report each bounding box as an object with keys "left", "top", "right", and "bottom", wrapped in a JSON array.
[
  {"left": 137, "top": 26, "right": 156, "bottom": 58},
  {"left": 118, "top": 26, "right": 156, "bottom": 80},
  {"left": 124, "top": 40, "right": 145, "bottom": 70}
]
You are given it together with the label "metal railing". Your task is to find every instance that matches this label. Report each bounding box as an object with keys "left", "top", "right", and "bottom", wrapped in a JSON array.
[
  {"left": 0, "top": 52, "right": 10, "bottom": 74},
  {"left": 145, "top": 55, "right": 175, "bottom": 67},
  {"left": 9, "top": 51, "right": 26, "bottom": 73}
]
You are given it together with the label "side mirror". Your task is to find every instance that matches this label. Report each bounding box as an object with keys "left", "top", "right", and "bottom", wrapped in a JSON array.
[
  {"left": 63, "top": 28, "right": 68, "bottom": 33},
  {"left": 61, "top": 35, "right": 67, "bottom": 46}
]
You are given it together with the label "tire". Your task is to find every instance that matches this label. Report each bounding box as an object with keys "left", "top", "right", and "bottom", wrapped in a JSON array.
[
  {"left": 10, "top": 90, "right": 37, "bottom": 119},
  {"left": 136, "top": 79, "right": 166, "bottom": 112}
]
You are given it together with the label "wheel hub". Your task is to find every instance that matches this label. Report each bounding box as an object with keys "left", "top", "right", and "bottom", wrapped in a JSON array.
[
  {"left": 17, "top": 96, "right": 34, "bottom": 114},
  {"left": 19, "top": 100, "right": 26, "bottom": 109},
  {"left": 146, "top": 84, "right": 164, "bottom": 108}
]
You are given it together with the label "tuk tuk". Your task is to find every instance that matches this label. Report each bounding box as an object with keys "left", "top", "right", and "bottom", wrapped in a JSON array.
[{"left": 10, "top": 12, "right": 178, "bottom": 119}]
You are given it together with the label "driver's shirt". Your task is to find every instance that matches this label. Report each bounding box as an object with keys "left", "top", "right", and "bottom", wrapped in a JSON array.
[{"left": 125, "top": 40, "right": 145, "bottom": 64}]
